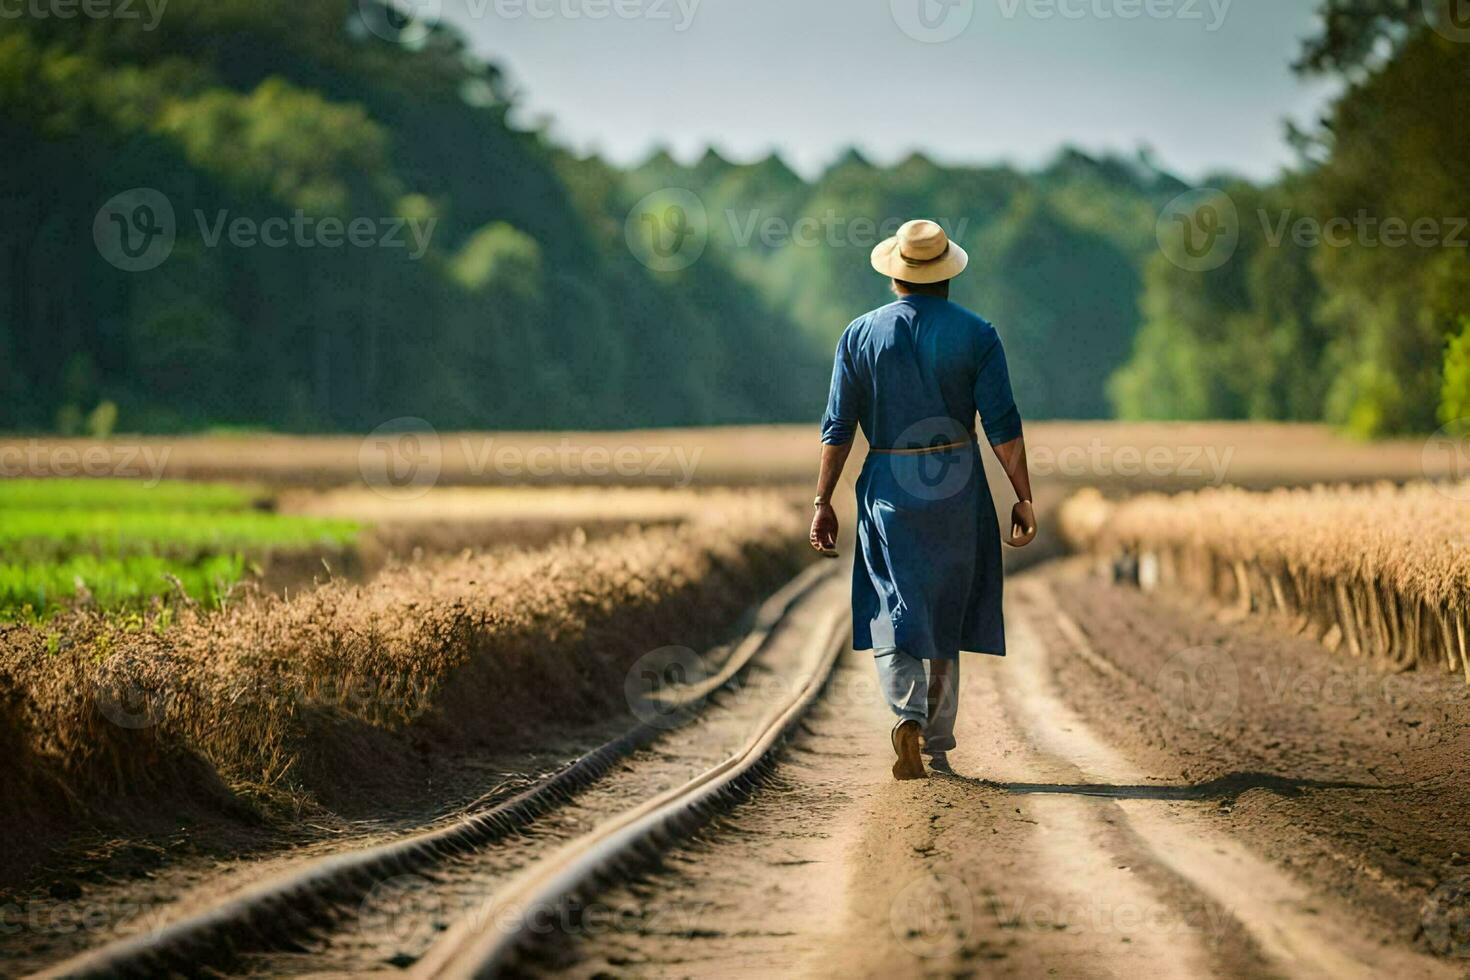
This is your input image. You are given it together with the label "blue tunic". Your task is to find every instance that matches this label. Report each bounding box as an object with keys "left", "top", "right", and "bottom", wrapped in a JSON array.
[{"left": 820, "top": 294, "right": 1023, "bottom": 662}]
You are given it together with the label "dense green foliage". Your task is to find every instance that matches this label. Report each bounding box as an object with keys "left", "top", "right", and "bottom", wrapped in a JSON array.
[
  {"left": 1113, "top": 6, "right": 1468, "bottom": 435},
  {"left": 0, "top": 1, "right": 1183, "bottom": 431},
  {"left": 0, "top": 2, "right": 824, "bottom": 432},
  {"left": 0, "top": 479, "right": 357, "bottom": 619},
  {"left": 614, "top": 147, "right": 1182, "bottom": 420},
  {"left": 0, "top": 2, "right": 1458, "bottom": 434}
]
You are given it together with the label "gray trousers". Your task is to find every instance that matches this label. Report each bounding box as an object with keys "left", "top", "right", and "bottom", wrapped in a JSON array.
[{"left": 874, "top": 648, "right": 960, "bottom": 755}]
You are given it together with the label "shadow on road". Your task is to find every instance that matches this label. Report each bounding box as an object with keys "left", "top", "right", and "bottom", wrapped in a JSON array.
[{"left": 939, "top": 770, "right": 1389, "bottom": 801}]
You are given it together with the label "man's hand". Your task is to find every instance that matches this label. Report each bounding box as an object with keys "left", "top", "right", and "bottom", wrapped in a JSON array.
[
  {"left": 1005, "top": 499, "right": 1037, "bottom": 548},
  {"left": 810, "top": 502, "right": 839, "bottom": 553}
]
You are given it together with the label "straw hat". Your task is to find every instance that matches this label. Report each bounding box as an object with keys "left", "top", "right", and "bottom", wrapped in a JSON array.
[{"left": 870, "top": 219, "right": 968, "bottom": 283}]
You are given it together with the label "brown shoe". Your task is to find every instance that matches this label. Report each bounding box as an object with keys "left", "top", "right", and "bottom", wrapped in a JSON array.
[{"left": 891, "top": 720, "right": 927, "bottom": 781}]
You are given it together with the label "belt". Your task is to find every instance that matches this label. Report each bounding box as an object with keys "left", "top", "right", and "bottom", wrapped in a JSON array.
[{"left": 869, "top": 434, "right": 976, "bottom": 456}]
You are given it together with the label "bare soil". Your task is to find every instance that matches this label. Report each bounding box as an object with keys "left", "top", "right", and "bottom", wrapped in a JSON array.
[
  {"left": 11, "top": 556, "right": 1467, "bottom": 978},
  {"left": 526, "top": 564, "right": 1467, "bottom": 978},
  {"left": 1042, "top": 561, "right": 1470, "bottom": 953}
]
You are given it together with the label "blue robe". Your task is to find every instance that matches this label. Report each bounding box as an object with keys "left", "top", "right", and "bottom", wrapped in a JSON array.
[{"left": 820, "top": 294, "right": 1022, "bottom": 662}]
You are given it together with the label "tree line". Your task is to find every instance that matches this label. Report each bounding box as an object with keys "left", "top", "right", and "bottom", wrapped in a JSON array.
[{"left": 0, "top": 1, "right": 1460, "bottom": 436}]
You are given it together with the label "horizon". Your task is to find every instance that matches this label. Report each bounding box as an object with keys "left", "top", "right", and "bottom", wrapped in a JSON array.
[{"left": 569, "top": 139, "right": 1214, "bottom": 185}]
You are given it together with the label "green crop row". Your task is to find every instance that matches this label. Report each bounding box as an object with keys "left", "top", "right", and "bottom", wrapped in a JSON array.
[
  {"left": 0, "top": 478, "right": 266, "bottom": 511},
  {"left": 0, "top": 479, "right": 360, "bottom": 620},
  {"left": 0, "top": 553, "right": 248, "bottom": 622},
  {"left": 0, "top": 509, "right": 359, "bottom": 560}
]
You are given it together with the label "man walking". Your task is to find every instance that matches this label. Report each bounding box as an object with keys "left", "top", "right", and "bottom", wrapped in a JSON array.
[{"left": 809, "top": 219, "right": 1036, "bottom": 780}]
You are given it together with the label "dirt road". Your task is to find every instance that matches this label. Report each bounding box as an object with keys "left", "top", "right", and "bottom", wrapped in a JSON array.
[
  {"left": 12, "top": 559, "right": 1467, "bottom": 978},
  {"left": 526, "top": 564, "right": 1467, "bottom": 979}
]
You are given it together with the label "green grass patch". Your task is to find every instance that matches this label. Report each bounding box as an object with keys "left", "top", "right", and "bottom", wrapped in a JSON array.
[
  {"left": 0, "top": 477, "right": 266, "bottom": 511},
  {"left": 0, "top": 479, "right": 359, "bottom": 621},
  {"left": 0, "top": 509, "right": 359, "bottom": 560},
  {"left": 0, "top": 553, "right": 247, "bottom": 622}
]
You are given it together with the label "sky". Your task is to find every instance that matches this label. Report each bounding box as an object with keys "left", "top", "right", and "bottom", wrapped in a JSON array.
[{"left": 435, "top": 0, "right": 1339, "bottom": 182}]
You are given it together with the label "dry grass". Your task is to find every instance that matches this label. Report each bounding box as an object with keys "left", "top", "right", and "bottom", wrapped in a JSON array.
[
  {"left": 5, "top": 421, "right": 1454, "bottom": 491},
  {"left": 283, "top": 485, "right": 734, "bottom": 563},
  {"left": 1060, "top": 483, "right": 1470, "bottom": 682},
  {"left": 0, "top": 491, "right": 809, "bottom": 872}
]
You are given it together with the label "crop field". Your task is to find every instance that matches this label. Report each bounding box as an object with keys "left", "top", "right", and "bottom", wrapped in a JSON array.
[
  {"left": 4, "top": 420, "right": 1458, "bottom": 491},
  {"left": 1061, "top": 482, "right": 1470, "bottom": 682},
  {"left": 0, "top": 479, "right": 359, "bottom": 621},
  {"left": 3, "top": 425, "right": 1468, "bottom": 976},
  {"left": 0, "top": 488, "right": 807, "bottom": 877}
]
